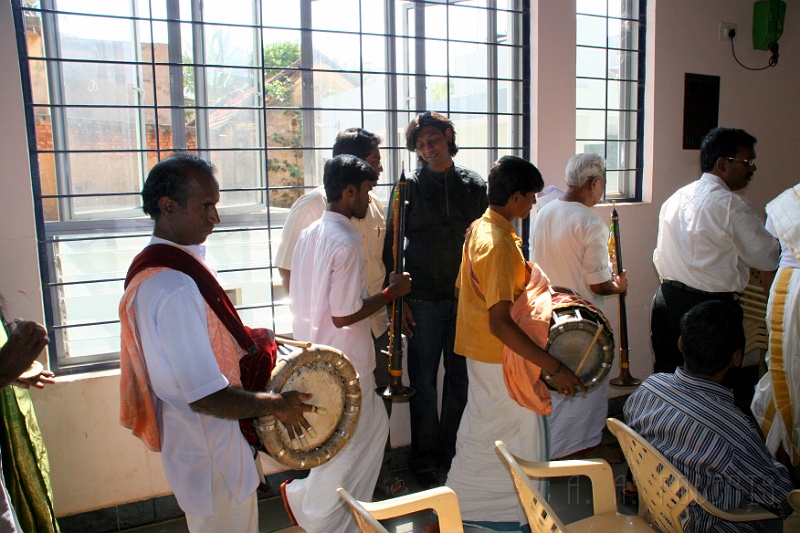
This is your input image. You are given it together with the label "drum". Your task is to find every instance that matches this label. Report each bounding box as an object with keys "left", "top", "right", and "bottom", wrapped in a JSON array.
[
  {"left": 254, "top": 339, "right": 361, "bottom": 469},
  {"left": 542, "top": 287, "right": 615, "bottom": 391}
]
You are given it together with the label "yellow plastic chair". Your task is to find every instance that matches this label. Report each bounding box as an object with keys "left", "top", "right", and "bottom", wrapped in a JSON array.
[
  {"left": 495, "top": 440, "right": 655, "bottom": 532},
  {"left": 337, "top": 486, "right": 465, "bottom": 533},
  {"left": 606, "top": 418, "right": 781, "bottom": 532}
]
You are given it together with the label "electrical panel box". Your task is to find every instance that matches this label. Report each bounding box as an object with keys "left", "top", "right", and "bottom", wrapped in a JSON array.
[{"left": 753, "top": 0, "right": 786, "bottom": 50}]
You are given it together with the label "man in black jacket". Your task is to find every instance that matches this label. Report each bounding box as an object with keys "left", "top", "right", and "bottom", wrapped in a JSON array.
[{"left": 383, "top": 112, "right": 488, "bottom": 488}]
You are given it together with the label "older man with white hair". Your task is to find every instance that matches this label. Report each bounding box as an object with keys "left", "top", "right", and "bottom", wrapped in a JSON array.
[{"left": 530, "top": 152, "right": 627, "bottom": 460}]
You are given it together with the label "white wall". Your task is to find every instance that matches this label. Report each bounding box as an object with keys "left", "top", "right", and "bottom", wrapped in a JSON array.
[{"left": 0, "top": 0, "right": 798, "bottom": 517}]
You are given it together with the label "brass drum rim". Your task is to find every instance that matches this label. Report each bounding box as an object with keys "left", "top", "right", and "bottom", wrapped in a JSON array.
[
  {"left": 543, "top": 314, "right": 615, "bottom": 391},
  {"left": 255, "top": 344, "right": 361, "bottom": 469}
]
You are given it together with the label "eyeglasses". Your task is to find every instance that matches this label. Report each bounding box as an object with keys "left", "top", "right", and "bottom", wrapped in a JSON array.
[{"left": 726, "top": 157, "right": 756, "bottom": 167}]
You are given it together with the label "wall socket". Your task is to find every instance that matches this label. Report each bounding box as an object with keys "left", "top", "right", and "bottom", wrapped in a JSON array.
[{"left": 719, "top": 21, "right": 738, "bottom": 41}]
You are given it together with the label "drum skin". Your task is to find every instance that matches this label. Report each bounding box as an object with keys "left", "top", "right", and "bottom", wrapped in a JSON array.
[
  {"left": 254, "top": 343, "right": 361, "bottom": 469},
  {"left": 542, "top": 288, "right": 615, "bottom": 391}
]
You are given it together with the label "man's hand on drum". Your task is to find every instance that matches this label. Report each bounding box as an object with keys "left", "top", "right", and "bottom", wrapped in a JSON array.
[
  {"left": 274, "top": 390, "right": 315, "bottom": 438},
  {"left": 549, "top": 365, "right": 586, "bottom": 397}
]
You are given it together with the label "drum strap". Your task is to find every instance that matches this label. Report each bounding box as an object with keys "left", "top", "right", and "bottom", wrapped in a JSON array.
[{"left": 125, "top": 243, "right": 277, "bottom": 445}]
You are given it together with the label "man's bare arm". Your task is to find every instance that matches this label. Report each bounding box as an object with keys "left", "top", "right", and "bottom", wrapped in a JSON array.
[
  {"left": 488, "top": 301, "right": 585, "bottom": 396},
  {"left": 332, "top": 272, "right": 411, "bottom": 328},
  {"left": 590, "top": 269, "right": 628, "bottom": 296},
  {"left": 190, "top": 387, "right": 313, "bottom": 436}
]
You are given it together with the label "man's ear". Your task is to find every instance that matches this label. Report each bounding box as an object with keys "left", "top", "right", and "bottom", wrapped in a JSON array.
[
  {"left": 445, "top": 127, "right": 453, "bottom": 143},
  {"left": 344, "top": 184, "right": 357, "bottom": 199},
  {"left": 677, "top": 335, "right": 685, "bottom": 355},
  {"left": 158, "top": 196, "right": 173, "bottom": 217},
  {"left": 732, "top": 347, "right": 743, "bottom": 368}
]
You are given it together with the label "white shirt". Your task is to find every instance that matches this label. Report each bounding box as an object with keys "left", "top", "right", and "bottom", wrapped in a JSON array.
[
  {"left": 653, "top": 173, "right": 779, "bottom": 293},
  {"left": 290, "top": 211, "right": 375, "bottom": 376},
  {"left": 276, "top": 186, "right": 388, "bottom": 337},
  {"left": 133, "top": 237, "right": 257, "bottom": 517},
  {"left": 766, "top": 216, "right": 800, "bottom": 269},
  {"left": 531, "top": 199, "right": 612, "bottom": 309}
]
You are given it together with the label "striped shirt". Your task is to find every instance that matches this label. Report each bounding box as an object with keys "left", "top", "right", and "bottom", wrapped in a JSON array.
[{"left": 624, "top": 368, "right": 794, "bottom": 532}]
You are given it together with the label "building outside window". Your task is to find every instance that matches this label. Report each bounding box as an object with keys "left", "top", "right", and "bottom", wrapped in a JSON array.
[
  {"left": 576, "top": 0, "right": 646, "bottom": 201},
  {"left": 13, "top": 0, "right": 527, "bottom": 373}
]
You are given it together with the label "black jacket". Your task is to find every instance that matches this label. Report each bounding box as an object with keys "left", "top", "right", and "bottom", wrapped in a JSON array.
[{"left": 383, "top": 164, "right": 488, "bottom": 300}]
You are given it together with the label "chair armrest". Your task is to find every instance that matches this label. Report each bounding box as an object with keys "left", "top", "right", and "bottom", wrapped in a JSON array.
[
  {"left": 513, "top": 457, "right": 618, "bottom": 515},
  {"left": 789, "top": 489, "right": 800, "bottom": 514},
  {"left": 697, "top": 503, "right": 779, "bottom": 523},
  {"left": 361, "top": 486, "right": 464, "bottom": 533}
]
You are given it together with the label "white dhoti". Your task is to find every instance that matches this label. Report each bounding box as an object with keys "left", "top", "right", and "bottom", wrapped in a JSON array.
[
  {"left": 752, "top": 266, "right": 800, "bottom": 466},
  {"left": 446, "top": 359, "right": 546, "bottom": 527},
  {"left": 546, "top": 380, "right": 609, "bottom": 459},
  {"left": 285, "top": 373, "right": 389, "bottom": 533}
]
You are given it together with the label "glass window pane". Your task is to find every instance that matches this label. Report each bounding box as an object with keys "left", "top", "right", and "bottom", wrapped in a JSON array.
[
  {"left": 609, "top": 18, "right": 639, "bottom": 51},
  {"left": 312, "top": 71, "right": 363, "bottom": 110},
  {"left": 606, "top": 111, "right": 638, "bottom": 141},
  {"left": 261, "top": 0, "right": 302, "bottom": 28},
  {"left": 577, "top": 78, "right": 607, "bottom": 109},
  {"left": 577, "top": 14, "right": 606, "bottom": 47},
  {"left": 201, "top": 0, "right": 256, "bottom": 25},
  {"left": 577, "top": 0, "right": 607, "bottom": 16},
  {"left": 497, "top": 44, "right": 521, "bottom": 78},
  {"left": 450, "top": 42, "right": 489, "bottom": 78},
  {"left": 55, "top": 15, "right": 137, "bottom": 61},
  {"left": 362, "top": 35, "right": 387, "bottom": 73},
  {"left": 609, "top": 1, "right": 639, "bottom": 19},
  {"left": 363, "top": 74, "right": 389, "bottom": 109},
  {"left": 498, "top": 80, "right": 520, "bottom": 114},
  {"left": 448, "top": 5, "right": 488, "bottom": 43},
  {"left": 424, "top": 5, "right": 448, "bottom": 40},
  {"left": 607, "top": 80, "right": 638, "bottom": 110},
  {"left": 67, "top": 152, "right": 142, "bottom": 217},
  {"left": 312, "top": 31, "right": 361, "bottom": 71},
  {"left": 576, "top": 47, "right": 606, "bottom": 78},
  {"left": 576, "top": 109, "right": 606, "bottom": 140},
  {"left": 312, "top": 0, "right": 361, "bottom": 32},
  {"left": 423, "top": 39, "right": 449, "bottom": 77},
  {"left": 606, "top": 141, "right": 638, "bottom": 171},
  {"left": 449, "top": 78, "right": 488, "bottom": 113},
  {"left": 608, "top": 49, "right": 638, "bottom": 81}
]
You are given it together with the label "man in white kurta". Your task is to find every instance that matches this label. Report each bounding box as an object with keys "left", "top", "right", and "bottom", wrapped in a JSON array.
[
  {"left": 530, "top": 153, "right": 627, "bottom": 459},
  {"left": 752, "top": 183, "right": 800, "bottom": 481},
  {"left": 285, "top": 155, "right": 411, "bottom": 533}
]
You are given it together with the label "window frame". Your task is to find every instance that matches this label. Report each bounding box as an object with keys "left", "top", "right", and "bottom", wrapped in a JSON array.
[
  {"left": 575, "top": 0, "right": 646, "bottom": 202},
  {"left": 14, "top": 0, "right": 530, "bottom": 374}
]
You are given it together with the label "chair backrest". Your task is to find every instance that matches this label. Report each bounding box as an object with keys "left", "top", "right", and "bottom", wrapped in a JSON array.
[
  {"left": 337, "top": 488, "right": 391, "bottom": 533},
  {"left": 606, "top": 418, "right": 779, "bottom": 532},
  {"left": 495, "top": 440, "right": 569, "bottom": 533}
]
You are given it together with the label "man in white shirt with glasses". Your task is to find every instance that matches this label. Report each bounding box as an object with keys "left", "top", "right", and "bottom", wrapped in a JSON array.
[{"left": 651, "top": 127, "right": 779, "bottom": 375}]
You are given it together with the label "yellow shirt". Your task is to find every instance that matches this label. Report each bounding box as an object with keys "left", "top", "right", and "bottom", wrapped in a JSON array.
[{"left": 455, "top": 209, "right": 528, "bottom": 363}]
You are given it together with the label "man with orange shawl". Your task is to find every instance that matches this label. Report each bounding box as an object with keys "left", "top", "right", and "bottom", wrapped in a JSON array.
[
  {"left": 435, "top": 156, "right": 584, "bottom": 532},
  {"left": 118, "top": 154, "right": 312, "bottom": 532}
]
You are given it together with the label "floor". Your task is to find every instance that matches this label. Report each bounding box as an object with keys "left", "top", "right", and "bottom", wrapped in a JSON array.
[{"left": 120, "top": 428, "right": 637, "bottom": 532}]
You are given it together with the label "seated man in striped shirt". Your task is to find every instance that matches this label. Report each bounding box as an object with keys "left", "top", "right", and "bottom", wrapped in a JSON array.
[{"left": 625, "top": 300, "right": 795, "bottom": 532}]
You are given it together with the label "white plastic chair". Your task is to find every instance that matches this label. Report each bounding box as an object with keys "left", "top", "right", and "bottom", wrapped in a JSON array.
[
  {"left": 337, "top": 486, "right": 465, "bottom": 533},
  {"left": 495, "top": 439, "right": 655, "bottom": 532},
  {"left": 607, "top": 417, "right": 781, "bottom": 532}
]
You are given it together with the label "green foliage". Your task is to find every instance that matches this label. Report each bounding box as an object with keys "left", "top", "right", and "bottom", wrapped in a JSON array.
[{"left": 264, "top": 41, "right": 301, "bottom": 78}]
